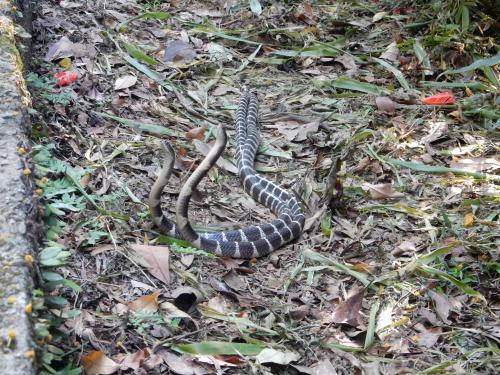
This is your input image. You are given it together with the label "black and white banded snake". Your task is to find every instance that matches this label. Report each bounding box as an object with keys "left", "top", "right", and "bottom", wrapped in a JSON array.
[{"left": 148, "top": 90, "right": 305, "bottom": 258}]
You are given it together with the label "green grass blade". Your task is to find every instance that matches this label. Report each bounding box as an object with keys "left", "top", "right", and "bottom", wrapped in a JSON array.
[
  {"left": 303, "top": 250, "right": 371, "bottom": 286},
  {"left": 92, "top": 111, "right": 182, "bottom": 137},
  {"left": 481, "top": 66, "right": 500, "bottom": 87},
  {"left": 373, "top": 57, "right": 410, "bottom": 90},
  {"left": 199, "top": 305, "right": 278, "bottom": 335},
  {"left": 272, "top": 43, "right": 343, "bottom": 58},
  {"left": 364, "top": 300, "right": 380, "bottom": 349},
  {"left": 384, "top": 157, "right": 500, "bottom": 181},
  {"left": 117, "top": 11, "right": 171, "bottom": 31},
  {"left": 330, "top": 77, "right": 390, "bottom": 95},
  {"left": 418, "top": 265, "right": 483, "bottom": 298},
  {"left": 420, "top": 81, "right": 491, "bottom": 91},
  {"left": 173, "top": 341, "right": 263, "bottom": 355},
  {"left": 321, "top": 342, "right": 365, "bottom": 353},
  {"left": 123, "top": 41, "right": 159, "bottom": 66},
  {"left": 442, "top": 54, "right": 500, "bottom": 75},
  {"left": 413, "top": 39, "right": 432, "bottom": 75}
]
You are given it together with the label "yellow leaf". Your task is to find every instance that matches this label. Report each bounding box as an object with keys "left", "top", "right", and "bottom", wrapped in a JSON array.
[
  {"left": 59, "top": 57, "right": 73, "bottom": 70},
  {"left": 463, "top": 213, "right": 474, "bottom": 228}
]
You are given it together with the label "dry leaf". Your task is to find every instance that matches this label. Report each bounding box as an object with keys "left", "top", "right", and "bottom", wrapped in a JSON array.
[
  {"left": 271, "top": 119, "right": 320, "bottom": 141},
  {"left": 186, "top": 127, "right": 206, "bottom": 141},
  {"left": 158, "top": 350, "right": 210, "bottom": 375},
  {"left": 114, "top": 75, "right": 137, "bottom": 91},
  {"left": 256, "top": 348, "right": 301, "bottom": 365},
  {"left": 120, "top": 348, "right": 149, "bottom": 371},
  {"left": 428, "top": 290, "right": 452, "bottom": 324},
  {"left": 212, "top": 84, "right": 238, "bottom": 96},
  {"left": 375, "top": 303, "right": 395, "bottom": 341},
  {"left": 379, "top": 42, "right": 400, "bottom": 63},
  {"left": 449, "top": 157, "right": 500, "bottom": 172},
  {"left": 44, "top": 36, "right": 76, "bottom": 61},
  {"left": 414, "top": 323, "right": 441, "bottom": 348},
  {"left": 350, "top": 261, "right": 374, "bottom": 274},
  {"left": 335, "top": 54, "right": 358, "bottom": 76},
  {"left": 289, "top": 305, "right": 310, "bottom": 321},
  {"left": 422, "top": 121, "right": 448, "bottom": 151},
  {"left": 375, "top": 96, "right": 396, "bottom": 113},
  {"left": 130, "top": 244, "right": 170, "bottom": 284},
  {"left": 193, "top": 139, "right": 238, "bottom": 174},
  {"left": 160, "top": 301, "right": 193, "bottom": 320},
  {"left": 60, "top": 1, "right": 83, "bottom": 8},
  {"left": 362, "top": 183, "right": 404, "bottom": 199},
  {"left": 82, "top": 351, "right": 121, "bottom": 375},
  {"left": 310, "top": 359, "right": 338, "bottom": 375},
  {"left": 332, "top": 288, "right": 365, "bottom": 327},
  {"left": 128, "top": 291, "right": 161, "bottom": 313},
  {"left": 164, "top": 40, "right": 196, "bottom": 65},
  {"left": 463, "top": 213, "right": 474, "bottom": 228}
]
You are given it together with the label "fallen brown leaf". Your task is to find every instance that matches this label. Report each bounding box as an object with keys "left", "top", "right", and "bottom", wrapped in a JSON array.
[
  {"left": 164, "top": 40, "right": 196, "bottom": 65},
  {"left": 120, "top": 348, "right": 149, "bottom": 371},
  {"left": 128, "top": 291, "right": 161, "bottom": 313},
  {"left": 332, "top": 288, "right": 365, "bottom": 327},
  {"left": 158, "top": 350, "right": 210, "bottom": 375},
  {"left": 81, "top": 351, "right": 121, "bottom": 375},
  {"left": 362, "top": 183, "right": 404, "bottom": 200},
  {"left": 428, "top": 290, "right": 452, "bottom": 324},
  {"left": 193, "top": 139, "right": 238, "bottom": 174},
  {"left": 375, "top": 96, "right": 396, "bottom": 113},
  {"left": 186, "top": 126, "right": 206, "bottom": 140},
  {"left": 130, "top": 244, "right": 170, "bottom": 284}
]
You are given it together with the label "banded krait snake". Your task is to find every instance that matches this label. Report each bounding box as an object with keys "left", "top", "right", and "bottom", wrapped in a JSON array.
[{"left": 148, "top": 90, "right": 305, "bottom": 258}]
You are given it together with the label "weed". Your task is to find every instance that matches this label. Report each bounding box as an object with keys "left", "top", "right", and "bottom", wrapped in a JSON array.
[
  {"left": 142, "top": 0, "right": 161, "bottom": 11},
  {"left": 26, "top": 72, "right": 72, "bottom": 106}
]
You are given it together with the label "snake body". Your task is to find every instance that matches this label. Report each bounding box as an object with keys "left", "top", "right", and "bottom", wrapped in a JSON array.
[{"left": 149, "top": 91, "right": 304, "bottom": 258}]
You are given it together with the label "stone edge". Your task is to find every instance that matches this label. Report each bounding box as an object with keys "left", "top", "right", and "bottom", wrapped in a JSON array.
[{"left": 0, "top": 1, "right": 37, "bottom": 374}]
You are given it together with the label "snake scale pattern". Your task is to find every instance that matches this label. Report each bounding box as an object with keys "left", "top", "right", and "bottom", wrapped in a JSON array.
[{"left": 148, "top": 90, "right": 305, "bottom": 258}]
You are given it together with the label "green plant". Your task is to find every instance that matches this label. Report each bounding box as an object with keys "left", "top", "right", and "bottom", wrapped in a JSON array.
[
  {"left": 26, "top": 72, "right": 72, "bottom": 106},
  {"left": 31, "top": 144, "right": 91, "bottom": 374},
  {"left": 128, "top": 312, "right": 181, "bottom": 335},
  {"left": 142, "top": 0, "right": 161, "bottom": 11}
]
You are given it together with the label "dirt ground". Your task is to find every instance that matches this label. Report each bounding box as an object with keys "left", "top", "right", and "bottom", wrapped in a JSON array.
[{"left": 28, "top": 1, "right": 498, "bottom": 374}]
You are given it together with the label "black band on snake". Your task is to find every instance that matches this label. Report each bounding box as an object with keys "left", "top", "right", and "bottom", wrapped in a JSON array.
[{"left": 148, "top": 91, "right": 305, "bottom": 258}]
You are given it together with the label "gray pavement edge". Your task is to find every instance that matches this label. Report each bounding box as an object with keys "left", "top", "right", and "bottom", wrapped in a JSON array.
[{"left": 0, "top": 0, "right": 38, "bottom": 374}]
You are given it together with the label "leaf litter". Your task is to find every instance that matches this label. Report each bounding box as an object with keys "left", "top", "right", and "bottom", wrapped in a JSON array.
[{"left": 28, "top": 1, "right": 499, "bottom": 374}]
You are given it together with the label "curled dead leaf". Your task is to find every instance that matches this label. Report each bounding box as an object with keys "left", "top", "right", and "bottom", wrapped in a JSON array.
[
  {"left": 164, "top": 40, "right": 196, "bottom": 65},
  {"left": 82, "top": 351, "right": 121, "bottom": 375},
  {"left": 362, "top": 183, "right": 404, "bottom": 200},
  {"left": 114, "top": 75, "right": 137, "bottom": 91},
  {"left": 375, "top": 96, "right": 396, "bottom": 113},
  {"left": 186, "top": 126, "right": 206, "bottom": 141},
  {"left": 332, "top": 288, "right": 365, "bottom": 327},
  {"left": 120, "top": 348, "right": 149, "bottom": 371},
  {"left": 128, "top": 291, "right": 161, "bottom": 313},
  {"left": 44, "top": 36, "right": 77, "bottom": 61},
  {"left": 289, "top": 305, "right": 310, "bottom": 321}
]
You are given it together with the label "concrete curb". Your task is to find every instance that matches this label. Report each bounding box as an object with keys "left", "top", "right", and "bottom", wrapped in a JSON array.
[{"left": 0, "top": 1, "right": 37, "bottom": 374}]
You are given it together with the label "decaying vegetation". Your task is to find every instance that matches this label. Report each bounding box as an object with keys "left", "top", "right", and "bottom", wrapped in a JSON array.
[{"left": 26, "top": 1, "right": 498, "bottom": 374}]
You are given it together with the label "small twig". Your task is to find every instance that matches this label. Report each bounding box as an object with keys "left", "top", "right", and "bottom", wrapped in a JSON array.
[{"left": 322, "top": 157, "right": 343, "bottom": 208}]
